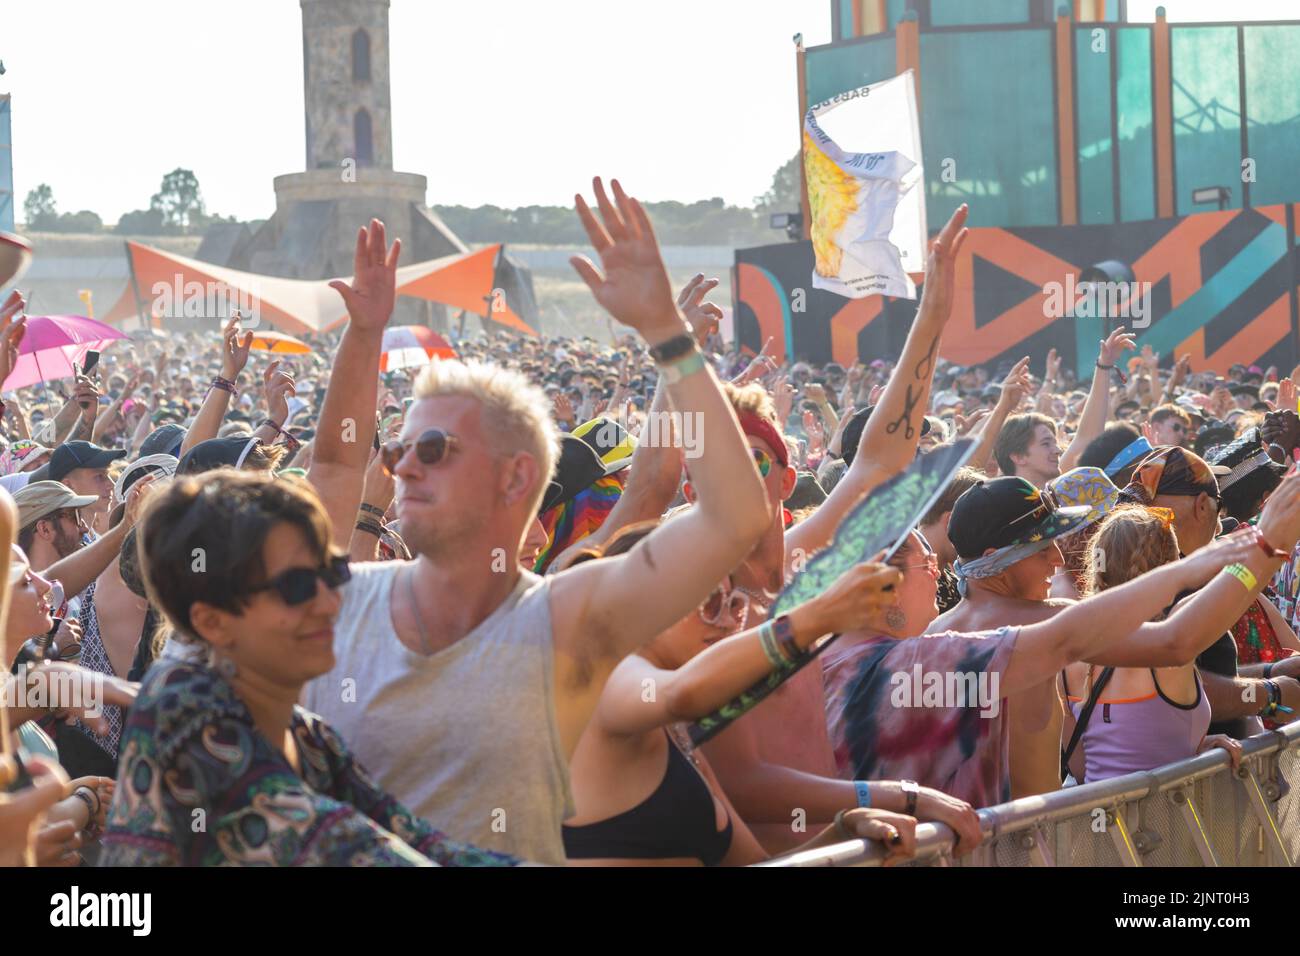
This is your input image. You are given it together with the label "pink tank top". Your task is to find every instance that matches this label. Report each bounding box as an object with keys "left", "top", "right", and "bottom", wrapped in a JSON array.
[{"left": 1066, "top": 669, "right": 1210, "bottom": 783}]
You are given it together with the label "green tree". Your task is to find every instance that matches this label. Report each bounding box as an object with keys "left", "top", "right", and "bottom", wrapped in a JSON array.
[
  {"left": 53, "top": 210, "right": 104, "bottom": 233},
  {"left": 114, "top": 208, "right": 166, "bottom": 235},
  {"left": 23, "top": 184, "right": 58, "bottom": 230},
  {"left": 150, "top": 168, "right": 205, "bottom": 232},
  {"left": 755, "top": 153, "right": 802, "bottom": 213}
]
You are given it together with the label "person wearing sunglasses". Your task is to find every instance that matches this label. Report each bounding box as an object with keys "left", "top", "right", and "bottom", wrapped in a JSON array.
[
  {"left": 561, "top": 521, "right": 917, "bottom": 866},
  {"left": 303, "top": 196, "right": 771, "bottom": 865},
  {"left": 1150, "top": 404, "right": 1194, "bottom": 449},
  {"left": 98, "top": 471, "right": 519, "bottom": 867}
]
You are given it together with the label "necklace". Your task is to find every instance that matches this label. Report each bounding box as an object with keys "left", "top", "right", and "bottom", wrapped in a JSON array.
[{"left": 405, "top": 563, "right": 433, "bottom": 655}]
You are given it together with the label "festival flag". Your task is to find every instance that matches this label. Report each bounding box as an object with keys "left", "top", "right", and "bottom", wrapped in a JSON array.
[{"left": 803, "top": 70, "right": 926, "bottom": 300}]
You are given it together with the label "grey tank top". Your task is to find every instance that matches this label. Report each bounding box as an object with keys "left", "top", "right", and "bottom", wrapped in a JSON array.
[{"left": 305, "top": 562, "right": 574, "bottom": 865}]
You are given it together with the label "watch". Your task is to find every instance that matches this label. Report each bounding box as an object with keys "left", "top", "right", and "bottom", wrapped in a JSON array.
[{"left": 901, "top": 779, "right": 920, "bottom": 817}]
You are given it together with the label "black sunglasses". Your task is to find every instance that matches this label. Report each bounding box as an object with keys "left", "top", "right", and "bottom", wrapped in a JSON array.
[
  {"left": 380, "top": 428, "right": 458, "bottom": 476},
  {"left": 248, "top": 555, "right": 352, "bottom": 606}
]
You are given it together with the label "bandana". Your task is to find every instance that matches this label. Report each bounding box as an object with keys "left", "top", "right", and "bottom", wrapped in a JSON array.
[
  {"left": 737, "top": 411, "right": 788, "bottom": 468},
  {"left": 1121, "top": 446, "right": 1221, "bottom": 505},
  {"left": 1104, "top": 435, "right": 1152, "bottom": 478},
  {"left": 534, "top": 472, "right": 626, "bottom": 573},
  {"left": 952, "top": 539, "right": 1056, "bottom": 596}
]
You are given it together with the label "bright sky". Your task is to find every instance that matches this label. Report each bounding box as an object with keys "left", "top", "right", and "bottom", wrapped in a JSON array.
[{"left": 4, "top": 0, "right": 1295, "bottom": 225}]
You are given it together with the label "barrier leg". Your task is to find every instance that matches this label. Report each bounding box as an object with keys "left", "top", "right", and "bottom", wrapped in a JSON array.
[
  {"left": 1238, "top": 764, "right": 1293, "bottom": 867},
  {"left": 1020, "top": 825, "right": 1055, "bottom": 867},
  {"left": 1106, "top": 806, "right": 1143, "bottom": 866},
  {"left": 1170, "top": 788, "right": 1219, "bottom": 866}
]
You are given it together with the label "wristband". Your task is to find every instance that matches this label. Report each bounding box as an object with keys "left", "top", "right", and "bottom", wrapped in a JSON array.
[
  {"left": 1223, "top": 563, "right": 1258, "bottom": 591},
  {"left": 1253, "top": 527, "right": 1283, "bottom": 559},
  {"left": 1263, "top": 662, "right": 1276, "bottom": 679},
  {"left": 771, "top": 613, "right": 800, "bottom": 663},
  {"left": 359, "top": 503, "right": 387, "bottom": 519},
  {"left": 259, "top": 418, "right": 301, "bottom": 448},
  {"left": 647, "top": 332, "right": 696, "bottom": 365},
  {"left": 757, "top": 621, "right": 786, "bottom": 670},
  {"left": 209, "top": 376, "right": 237, "bottom": 396},
  {"left": 854, "top": 780, "right": 872, "bottom": 808},
  {"left": 658, "top": 349, "right": 706, "bottom": 386},
  {"left": 355, "top": 520, "right": 384, "bottom": 538}
]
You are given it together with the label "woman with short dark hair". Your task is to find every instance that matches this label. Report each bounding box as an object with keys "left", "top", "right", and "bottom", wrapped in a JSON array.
[{"left": 99, "top": 471, "right": 519, "bottom": 866}]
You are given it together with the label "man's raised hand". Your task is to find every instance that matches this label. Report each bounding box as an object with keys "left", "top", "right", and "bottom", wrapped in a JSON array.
[
  {"left": 571, "top": 178, "right": 683, "bottom": 341},
  {"left": 329, "top": 218, "right": 402, "bottom": 334},
  {"left": 221, "top": 313, "right": 254, "bottom": 380}
]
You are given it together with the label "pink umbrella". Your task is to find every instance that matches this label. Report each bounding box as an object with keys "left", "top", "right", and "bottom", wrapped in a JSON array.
[
  {"left": 4, "top": 314, "right": 129, "bottom": 390},
  {"left": 380, "top": 325, "right": 456, "bottom": 372}
]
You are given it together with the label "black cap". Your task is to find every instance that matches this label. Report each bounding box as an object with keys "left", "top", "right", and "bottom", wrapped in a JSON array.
[
  {"left": 539, "top": 435, "right": 612, "bottom": 515},
  {"left": 178, "top": 436, "right": 261, "bottom": 476},
  {"left": 44, "top": 440, "right": 126, "bottom": 482},
  {"left": 948, "top": 476, "right": 1093, "bottom": 560},
  {"left": 842, "top": 405, "right": 930, "bottom": 467},
  {"left": 139, "top": 423, "right": 186, "bottom": 458}
]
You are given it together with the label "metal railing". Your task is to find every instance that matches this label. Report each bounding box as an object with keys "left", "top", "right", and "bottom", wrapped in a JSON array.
[{"left": 760, "top": 721, "right": 1300, "bottom": 867}]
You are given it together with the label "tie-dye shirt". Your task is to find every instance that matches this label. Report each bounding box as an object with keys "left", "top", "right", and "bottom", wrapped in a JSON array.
[{"left": 822, "top": 627, "right": 1019, "bottom": 808}]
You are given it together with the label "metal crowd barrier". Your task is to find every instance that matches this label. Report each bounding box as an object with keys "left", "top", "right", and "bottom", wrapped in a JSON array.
[{"left": 760, "top": 721, "right": 1300, "bottom": 867}]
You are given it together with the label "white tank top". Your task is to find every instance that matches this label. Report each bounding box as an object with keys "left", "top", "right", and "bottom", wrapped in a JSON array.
[{"left": 305, "top": 562, "right": 573, "bottom": 865}]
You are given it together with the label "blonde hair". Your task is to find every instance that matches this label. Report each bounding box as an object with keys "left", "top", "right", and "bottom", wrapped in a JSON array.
[
  {"left": 413, "top": 359, "right": 559, "bottom": 514},
  {"left": 722, "top": 381, "right": 778, "bottom": 424},
  {"left": 1083, "top": 505, "right": 1179, "bottom": 596}
]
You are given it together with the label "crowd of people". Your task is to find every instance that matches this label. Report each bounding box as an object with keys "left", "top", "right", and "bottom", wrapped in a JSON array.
[{"left": 3, "top": 179, "right": 1300, "bottom": 867}]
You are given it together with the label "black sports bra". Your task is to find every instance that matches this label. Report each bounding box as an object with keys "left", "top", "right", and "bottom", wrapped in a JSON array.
[{"left": 563, "top": 730, "right": 734, "bottom": 865}]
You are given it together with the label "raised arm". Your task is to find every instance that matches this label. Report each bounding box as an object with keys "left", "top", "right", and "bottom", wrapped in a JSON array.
[
  {"left": 1005, "top": 531, "right": 1261, "bottom": 695},
  {"left": 307, "top": 220, "right": 401, "bottom": 546},
  {"left": 965, "top": 357, "right": 1030, "bottom": 473},
  {"left": 594, "top": 561, "right": 899, "bottom": 736},
  {"left": 550, "top": 178, "right": 768, "bottom": 659},
  {"left": 785, "top": 205, "right": 969, "bottom": 571},
  {"left": 42, "top": 475, "right": 155, "bottom": 595},
  {"left": 1060, "top": 326, "right": 1135, "bottom": 472},
  {"left": 179, "top": 315, "right": 251, "bottom": 457}
]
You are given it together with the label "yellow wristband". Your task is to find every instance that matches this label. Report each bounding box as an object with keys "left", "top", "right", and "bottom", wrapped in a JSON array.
[{"left": 1223, "top": 563, "right": 1257, "bottom": 591}]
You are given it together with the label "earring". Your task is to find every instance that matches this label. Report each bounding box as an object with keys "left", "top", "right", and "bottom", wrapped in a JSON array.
[{"left": 885, "top": 606, "right": 907, "bottom": 631}]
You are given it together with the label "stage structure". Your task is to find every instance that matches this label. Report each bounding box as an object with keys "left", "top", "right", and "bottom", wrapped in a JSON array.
[{"left": 738, "top": 1, "right": 1300, "bottom": 373}]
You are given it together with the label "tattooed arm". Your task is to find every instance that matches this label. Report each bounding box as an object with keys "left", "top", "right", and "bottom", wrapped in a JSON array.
[{"left": 785, "top": 205, "right": 969, "bottom": 574}]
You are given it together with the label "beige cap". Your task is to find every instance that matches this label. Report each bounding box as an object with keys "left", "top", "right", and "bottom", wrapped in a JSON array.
[{"left": 13, "top": 480, "right": 98, "bottom": 529}]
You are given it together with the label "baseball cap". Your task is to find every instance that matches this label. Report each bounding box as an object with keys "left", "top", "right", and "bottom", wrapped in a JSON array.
[
  {"left": 948, "top": 476, "right": 1093, "bottom": 560},
  {"left": 41, "top": 441, "right": 127, "bottom": 483},
  {"left": 113, "top": 454, "right": 179, "bottom": 503},
  {"left": 12, "top": 480, "right": 98, "bottom": 530},
  {"left": 140, "top": 423, "right": 186, "bottom": 458},
  {"left": 178, "top": 436, "right": 262, "bottom": 475}
]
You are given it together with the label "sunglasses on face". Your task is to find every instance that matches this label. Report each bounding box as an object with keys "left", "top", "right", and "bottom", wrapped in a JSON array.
[
  {"left": 248, "top": 555, "right": 352, "bottom": 607},
  {"left": 380, "top": 428, "right": 458, "bottom": 476},
  {"left": 751, "top": 447, "right": 773, "bottom": 478},
  {"left": 891, "top": 553, "right": 940, "bottom": 576},
  {"left": 699, "top": 577, "right": 750, "bottom": 630}
]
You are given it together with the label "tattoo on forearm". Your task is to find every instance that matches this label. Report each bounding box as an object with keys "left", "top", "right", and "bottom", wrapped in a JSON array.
[{"left": 885, "top": 334, "right": 939, "bottom": 441}]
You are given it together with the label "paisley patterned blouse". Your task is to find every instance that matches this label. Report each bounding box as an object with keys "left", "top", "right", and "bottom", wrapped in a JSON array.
[{"left": 99, "top": 660, "right": 519, "bottom": 867}]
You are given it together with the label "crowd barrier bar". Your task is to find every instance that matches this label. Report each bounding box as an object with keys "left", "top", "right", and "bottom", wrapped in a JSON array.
[{"left": 759, "top": 721, "right": 1300, "bottom": 867}]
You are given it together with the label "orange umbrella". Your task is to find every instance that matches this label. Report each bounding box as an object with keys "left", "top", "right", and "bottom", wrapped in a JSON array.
[{"left": 249, "top": 330, "right": 311, "bottom": 354}]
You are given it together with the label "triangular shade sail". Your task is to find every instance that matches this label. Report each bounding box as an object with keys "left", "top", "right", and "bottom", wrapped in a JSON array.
[{"left": 103, "top": 241, "right": 537, "bottom": 336}]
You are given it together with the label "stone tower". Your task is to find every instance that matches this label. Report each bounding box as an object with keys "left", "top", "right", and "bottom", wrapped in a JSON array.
[{"left": 301, "top": 0, "right": 394, "bottom": 171}]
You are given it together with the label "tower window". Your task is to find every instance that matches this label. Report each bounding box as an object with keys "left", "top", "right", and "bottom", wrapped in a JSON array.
[
  {"left": 355, "top": 109, "right": 374, "bottom": 166},
  {"left": 352, "top": 29, "right": 371, "bottom": 82}
]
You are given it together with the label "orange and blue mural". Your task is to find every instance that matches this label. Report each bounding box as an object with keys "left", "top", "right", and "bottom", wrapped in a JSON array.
[{"left": 735, "top": 204, "right": 1300, "bottom": 376}]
